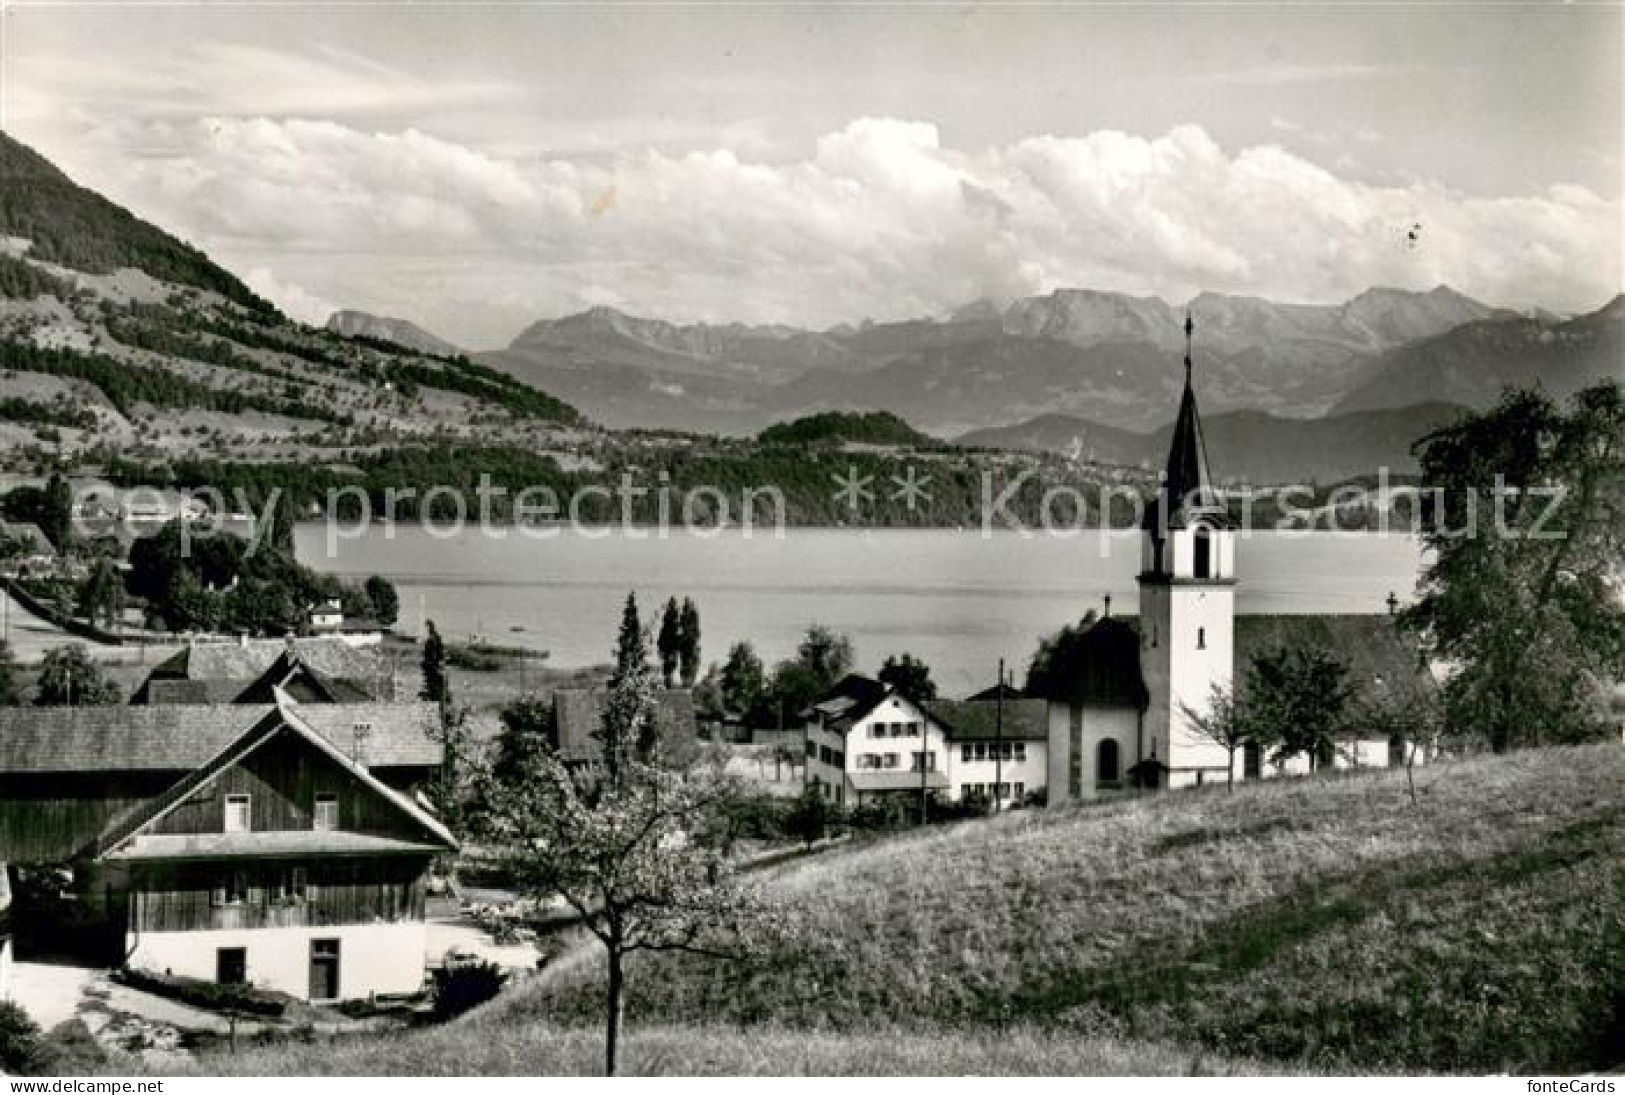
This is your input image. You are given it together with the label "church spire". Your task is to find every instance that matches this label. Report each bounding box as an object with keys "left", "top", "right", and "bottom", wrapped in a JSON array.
[{"left": 1145, "top": 310, "right": 1220, "bottom": 530}]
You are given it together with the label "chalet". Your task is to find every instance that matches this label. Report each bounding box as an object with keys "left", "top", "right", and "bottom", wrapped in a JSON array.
[
  {"left": 131, "top": 636, "right": 393, "bottom": 705},
  {"left": 553, "top": 687, "right": 701, "bottom": 769},
  {"left": 0, "top": 695, "right": 450, "bottom": 1002}
]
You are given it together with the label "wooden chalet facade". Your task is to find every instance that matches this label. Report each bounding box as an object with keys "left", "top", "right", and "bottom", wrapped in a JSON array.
[{"left": 0, "top": 694, "right": 452, "bottom": 1002}]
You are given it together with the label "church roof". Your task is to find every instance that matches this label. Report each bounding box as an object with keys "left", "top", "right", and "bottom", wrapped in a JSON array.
[
  {"left": 1144, "top": 314, "right": 1226, "bottom": 531},
  {"left": 1025, "top": 615, "right": 1149, "bottom": 709},
  {"left": 1233, "top": 615, "right": 1432, "bottom": 703}
]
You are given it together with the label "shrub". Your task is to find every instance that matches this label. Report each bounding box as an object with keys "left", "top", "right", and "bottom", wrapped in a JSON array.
[
  {"left": 114, "top": 967, "right": 287, "bottom": 1018},
  {"left": 429, "top": 957, "right": 509, "bottom": 1022},
  {"left": 0, "top": 1001, "right": 52, "bottom": 1075}
]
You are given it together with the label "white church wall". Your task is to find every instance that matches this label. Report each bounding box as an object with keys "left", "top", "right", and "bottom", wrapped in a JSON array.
[{"left": 1045, "top": 702, "right": 1141, "bottom": 803}]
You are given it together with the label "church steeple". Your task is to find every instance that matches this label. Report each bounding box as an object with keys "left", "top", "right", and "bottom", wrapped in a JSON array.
[
  {"left": 1163, "top": 313, "right": 1213, "bottom": 507},
  {"left": 1145, "top": 312, "right": 1222, "bottom": 534}
]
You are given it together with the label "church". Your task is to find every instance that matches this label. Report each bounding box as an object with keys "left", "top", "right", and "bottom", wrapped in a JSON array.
[
  {"left": 1038, "top": 315, "right": 1427, "bottom": 803},
  {"left": 802, "top": 316, "right": 1428, "bottom": 809}
]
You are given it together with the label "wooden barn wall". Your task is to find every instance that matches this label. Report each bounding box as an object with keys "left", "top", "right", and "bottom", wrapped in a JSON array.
[
  {"left": 151, "top": 728, "right": 421, "bottom": 838},
  {"left": 129, "top": 855, "right": 430, "bottom": 932},
  {"left": 0, "top": 772, "right": 181, "bottom": 863}
]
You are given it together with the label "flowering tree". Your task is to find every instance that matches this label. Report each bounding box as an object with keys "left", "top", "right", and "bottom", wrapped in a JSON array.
[{"left": 477, "top": 593, "right": 770, "bottom": 1074}]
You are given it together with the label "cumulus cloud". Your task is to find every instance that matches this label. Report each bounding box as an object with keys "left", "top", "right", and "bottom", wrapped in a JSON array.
[
  {"left": 64, "top": 116, "right": 1625, "bottom": 343},
  {"left": 242, "top": 266, "right": 336, "bottom": 326}
]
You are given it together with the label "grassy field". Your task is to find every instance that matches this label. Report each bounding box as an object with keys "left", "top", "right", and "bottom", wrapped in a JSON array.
[
  {"left": 180, "top": 743, "right": 1622, "bottom": 1075},
  {"left": 174, "top": 1024, "right": 1286, "bottom": 1077}
]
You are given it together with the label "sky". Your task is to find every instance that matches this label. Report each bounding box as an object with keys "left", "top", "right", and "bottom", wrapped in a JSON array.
[{"left": 1, "top": 2, "right": 1621, "bottom": 347}]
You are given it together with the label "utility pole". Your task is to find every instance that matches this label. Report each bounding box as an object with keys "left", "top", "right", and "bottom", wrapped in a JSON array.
[{"left": 993, "top": 658, "right": 1005, "bottom": 813}]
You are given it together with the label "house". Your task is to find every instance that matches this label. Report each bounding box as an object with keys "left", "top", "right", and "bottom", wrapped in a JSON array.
[
  {"left": 0, "top": 694, "right": 450, "bottom": 1001},
  {"left": 552, "top": 687, "right": 701, "bottom": 769},
  {"left": 309, "top": 598, "right": 344, "bottom": 632},
  {"left": 131, "top": 636, "right": 393, "bottom": 705},
  {"left": 801, "top": 675, "right": 1048, "bottom": 808}
]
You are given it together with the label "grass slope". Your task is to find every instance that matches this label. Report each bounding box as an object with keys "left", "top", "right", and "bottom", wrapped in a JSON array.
[{"left": 186, "top": 744, "right": 1621, "bottom": 1075}]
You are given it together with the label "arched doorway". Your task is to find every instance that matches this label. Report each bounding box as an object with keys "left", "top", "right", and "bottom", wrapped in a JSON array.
[{"left": 1096, "top": 739, "right": 1120, "bottom": 789}]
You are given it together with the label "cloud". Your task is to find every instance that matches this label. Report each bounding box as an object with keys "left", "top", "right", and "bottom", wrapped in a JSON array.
[
  {"left": 242, "top": 266, "right": 335, "bottom": 326},
  {"left": 41, "top": 116, "right": 1624, "bottom": 343}
]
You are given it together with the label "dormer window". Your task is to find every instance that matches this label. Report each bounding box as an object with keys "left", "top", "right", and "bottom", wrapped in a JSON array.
[
  {"left": 314, "top": 793, "right": 340, "bottom": 831},
  {"left": 223, "top": 794, "right": 251, "bottom": 833}
]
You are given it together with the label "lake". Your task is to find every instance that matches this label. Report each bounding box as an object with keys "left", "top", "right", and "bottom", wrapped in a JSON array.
[{"left": 295, "top": 525, "right": 1428, "bottom": 696}]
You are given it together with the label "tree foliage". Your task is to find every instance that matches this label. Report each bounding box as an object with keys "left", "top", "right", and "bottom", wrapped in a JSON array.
[
  {"left": 1401, "top": 381, "right": 1625, "bottom": 751},
  {"left": 879, "top": 652, "right": 937, "bottom": 701},
  {"left": 363, "top": 574, "right": 400, "bottom": 627},
  {"left": 1244, "top": 646, "right": 1357, "bottom": 770},
  {"left": 33, "top": 643, "right": 121, "bottom": 706},
  {"left": 420, "top": 620, "right": 449, "bottom": 704},
  {"left": 474, "top": 592, "right": 771, "bottom": 1075}
]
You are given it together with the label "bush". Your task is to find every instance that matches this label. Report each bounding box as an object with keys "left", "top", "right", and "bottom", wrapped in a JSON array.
[
  {"left": 114, "top": 967, "right": 287, "bottom": 1018},
  {"left": 429, "top": 957, "right": 509, "bottom": 1022},
  {"left": 0, "top": 1001, "right": 52, "bottom": 1075}
]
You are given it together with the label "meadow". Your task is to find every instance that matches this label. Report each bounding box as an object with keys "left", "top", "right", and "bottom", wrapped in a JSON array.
[{"left": 179, "top": 743, "right": 1623, "bottom": 1075}]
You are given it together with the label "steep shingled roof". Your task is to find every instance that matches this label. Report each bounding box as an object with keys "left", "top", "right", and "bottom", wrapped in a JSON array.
[
  {"left": 923, "top": 698, "right": 1050, "bottom": 742},
  {"left": 133, "top": 637, "right": 390, "bottom": 704},
  {"left": 0, "top": 701, "right": 443, "bottom": 774}
]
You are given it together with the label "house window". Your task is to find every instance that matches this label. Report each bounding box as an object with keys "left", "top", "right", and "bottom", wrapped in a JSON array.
[
  {"left": 212, "top": 871, "right": 248, "bottom": 907},
  {"left": 910, "top": 751, "right": 936, "bottom": 773},
  {"left": 870, "top": 724, "right": 886, "bottom": 739},
  {"left": 961, "top": 783, "right": 974, "bottom": 799},
  {"left": 223, "top": 794, "right": 251, "bottom": 833},
  {"left": 973, "top": 743, "right": 987, "bottom": 761},
  {"left": 216, "top": 948, "right": 247, "bottom": 986},
  {"left": 883, "top": 753, "right": 899, "bottom": 769},
  {"left": 905, "top": 722, "right": 920, "bottom": 737},
  {"left": 1014, "top": 743, "right": 1027, "bottom": 762},
  {"left": 1014, "top": 782, "right": 1025, "bottom": 798},
  {"left": 1197, "top": 627, "right": 1206, "bottom": 650},
  {"left": 961, "top": 744, "right": 972, "bottom": 763},
  {"left": 313, "top": 794, "right": 339, "bottom": 831},
  {"left": 806, "top": 740, "right": 817, "bottom": 759},
  {"left": 274, "top": 867, "right": 309, "bottom": 903},
  {"left": 1097, "top": 739, "right": 1121, "bottom": 787}
]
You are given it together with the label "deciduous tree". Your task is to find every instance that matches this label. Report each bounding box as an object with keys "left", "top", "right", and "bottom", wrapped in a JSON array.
[{"left": 1402, "top": 381, "right": 1625, "bottom": 751}]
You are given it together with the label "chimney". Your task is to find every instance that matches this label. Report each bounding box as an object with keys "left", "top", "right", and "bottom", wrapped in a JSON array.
[
  {"left": 351, "top": 721, "right": 373, "bottom": 766},
  {"left": 1103, "top": 593, "right": 1112, "bottom": 618},
  {"left": 238, "top": 632, "right": 249, "bottom": 648}
]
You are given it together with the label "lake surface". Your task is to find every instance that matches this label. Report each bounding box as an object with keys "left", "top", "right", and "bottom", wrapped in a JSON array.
[{"left": 296, "top": 525, "right": 1428, "bottom": 696}]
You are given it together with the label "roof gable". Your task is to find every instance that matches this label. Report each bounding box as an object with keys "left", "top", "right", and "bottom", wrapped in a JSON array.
[{"left": 88, "top": 690, "right": 455, "bottom": 860}]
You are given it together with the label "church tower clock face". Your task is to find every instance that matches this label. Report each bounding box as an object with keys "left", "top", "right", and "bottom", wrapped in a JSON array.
[{"left": 1136, "top": 313, "right": 1237, "bottom": 790}]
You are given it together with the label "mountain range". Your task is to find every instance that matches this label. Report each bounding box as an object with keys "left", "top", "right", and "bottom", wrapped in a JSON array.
[
  {"left": 1, "top": 127, "right": 1620, "bottom": 494},
  {"left": 471, "top": 286, "right": 1619, "bottom": 438},
  {"left": 325, "top": 310, "right": 464, "bottom": 358}
]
